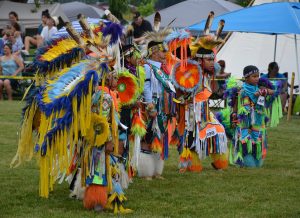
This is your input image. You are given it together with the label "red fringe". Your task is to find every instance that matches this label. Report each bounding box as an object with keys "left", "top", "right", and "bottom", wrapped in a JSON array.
[
  {"left": 212, "top": 159, "right": 228, "bottom": 170},
  {"left": 83, "top": 185, "right": 107, "bottom": 209}
]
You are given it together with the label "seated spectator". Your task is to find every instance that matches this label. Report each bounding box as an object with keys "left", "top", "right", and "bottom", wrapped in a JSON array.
[
  {"left": 22, "top": 15, "right": 58, "bottom": 55},
  {"left": 213, "top": 60, "right": 231, "bottom": 97},
  {"left": 7, "top": 11, "right": 25, "bottom": 37},
  {"left": 4, "top": 30, "right": 24, "bottom": 59},
  {"left": 131, "top": 11, "right": 153, "bottom": 44},
  {"left": 0, "top": 38, "right": 4, "bottom": 56},
  {"left": 23, "top": 10, "right": 50, "bottom": 54},
  {"left": 0, "top": 43, "right": 24, "bottom": 100},
  {"left": 261, "top": 62, "right": 288, "bottom": 111}
]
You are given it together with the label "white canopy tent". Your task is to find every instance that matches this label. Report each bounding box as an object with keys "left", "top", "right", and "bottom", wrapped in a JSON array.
[
  {"left": 217, "top": 0, "right": 300, "bottom": 90},
  {"left": 146, "top": 0, "right": 242, "bottom": 29},
  {"left": 61, "top": 1, "right": 105, "bottom": 22}
]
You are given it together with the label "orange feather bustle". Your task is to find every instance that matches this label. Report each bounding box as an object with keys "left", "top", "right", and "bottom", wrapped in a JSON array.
[
  {"left": 151, "top": 135, "right": 163, "bottom": 154},
  {"left": 131, "top": 112, "right": 146, "bottom": 137},
  {"left": 118, "top": 72, "right": 138, "bottom": 105},
  {"left": 83, "top": 185, "right": 107, "bottom": 209},
  {"left": 174, "top": 64, "right": 200, "bottom": 90}
]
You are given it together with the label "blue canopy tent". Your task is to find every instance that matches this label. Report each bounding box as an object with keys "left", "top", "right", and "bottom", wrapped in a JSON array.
[
  {"left": 188, "top": 2, "right": 300, "bottom": 87},
  {"left": 188, "top": 2, "right": 300, "bottom": 34}
]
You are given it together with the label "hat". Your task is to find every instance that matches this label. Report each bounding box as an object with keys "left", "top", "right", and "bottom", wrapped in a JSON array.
[
  {"left": 133, "top": 11, "right": 141, "bottom": 20},
  {"left": 51, "top": 16, "right": 59, "bottom": 26},
  {"left": 243, "top": 65, "right": 259, "bottom": 78}
]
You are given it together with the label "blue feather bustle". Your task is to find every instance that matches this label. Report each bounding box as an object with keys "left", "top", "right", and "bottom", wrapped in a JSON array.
[{"left": 36, "top": 65, "right": 98, "bottom": 156}]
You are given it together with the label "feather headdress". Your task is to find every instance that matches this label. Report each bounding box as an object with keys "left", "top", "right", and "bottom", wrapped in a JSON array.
[
  {"left": 143, "top": 28, "right": 172, "bottom": 57},
  {"left": 190, "top": 12, "right": 225, "bottom": 58}
]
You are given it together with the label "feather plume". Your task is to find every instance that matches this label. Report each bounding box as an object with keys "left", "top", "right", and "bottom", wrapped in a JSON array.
[
  {"left": 78, "top": 14, "right": 95, "bottom": 40},
  {"left": 105, "top": 9, "right": 120, "bottom": 24},
  {"left": 86, "top": 41, "right": 102, "bottom": 56},
  {"left": 215, "top": 19, "right": 225, "bottom": 40},
  {"left": 65, "top": 22, "right": 85, "bottom": 47},
  {"left": 204, "top": 11, "right": 214, "bottom": 35},
  {"left": 153, "top": 12, "right": 161, "bottom": 32}
]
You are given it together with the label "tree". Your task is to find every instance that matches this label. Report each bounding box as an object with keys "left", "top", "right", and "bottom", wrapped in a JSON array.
[
  {"left": 137, "top": 0, "right": 156, "bottom": 16},
  {"left": 108, "top": 0, "right": 129, "bottom": 20},
  {"left": 236, "top": 0, "right": 252, "bottom": 7}
]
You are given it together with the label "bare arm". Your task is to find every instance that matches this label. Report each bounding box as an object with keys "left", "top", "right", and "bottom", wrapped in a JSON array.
[
  {"left": 216, "top": 72, "right": 231, "bottom": 79},
  {"left": 12, "top": 56, "right": 24, "bottom": 76}
]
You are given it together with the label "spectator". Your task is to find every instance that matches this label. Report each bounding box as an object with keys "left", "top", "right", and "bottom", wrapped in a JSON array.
[
  {"left": 7, "top": 11, "right": 25, "bottom": 37},
  {"left": 23, "top": 10, "right": 50, "bottom": 54},
  {"left": 261, "top": 62, "right": 288, "bottom": 111},
  {"left": 213, "top": 60, "right": 231, "bottom": 96},
  {"left": 22, "top": 15, "right": 58, "bottom": 55},
  {"left": 131, "top": 11, "right": 153, "bottom": 44},
  {"left": 0, "top": 43, "right": 24, "bottom": 100},
  {"left": 4, "top": 30, "right": 24, "bottom": 59},
  {"left": 0, "top": 35, "right": 5, "bottom": 56},
  {"left": 38, "top": 10, "right": 50, "bottom": 35}
]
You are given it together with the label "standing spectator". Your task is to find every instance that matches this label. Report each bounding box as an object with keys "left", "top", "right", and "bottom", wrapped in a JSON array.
[
  {"left": 23, "top": 10, "right": 50, "bottom": 54},
  {"left": 0, "top": 43, "right": 24, "bottom": 100},
  {"left": 22, "top": 15, "right": 58, "bottom": 55},
  {"left": 131, "top": 12, "right": 153, "bottom": 44}
]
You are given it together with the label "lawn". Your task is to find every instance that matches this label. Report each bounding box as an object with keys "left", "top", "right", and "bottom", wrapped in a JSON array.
[{"left": 0, "top": 101, "right": 299, "bottom": 218}]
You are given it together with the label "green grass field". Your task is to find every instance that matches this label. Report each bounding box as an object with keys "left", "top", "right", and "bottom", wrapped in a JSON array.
[{"left": 0, "top": 101, "right": 299, "bottom": 218}]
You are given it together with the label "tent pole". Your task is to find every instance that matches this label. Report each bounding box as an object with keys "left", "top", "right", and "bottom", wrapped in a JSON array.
[
  {"left": 274, "top": 35, "right": 277, "bottom": 62},
  {"left": 287, "top": 72, "right": 295, "bottom": 121},
  {"left": 294, "top": 34, "right": 300, "bottom": 92}
]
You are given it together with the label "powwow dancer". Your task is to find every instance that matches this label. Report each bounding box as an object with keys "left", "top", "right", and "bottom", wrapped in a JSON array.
[
  {"left": 136, "top": 28, "right": 176, "bottom": 180},
  {"left": 168, "top": 15, "right": 228, "bottom": 172},
  {"left": 10, "top": 14, "right": 132, "bottom": 214},
  {"left": 217, "top": 65, "right": 282, "bottom": 168},
  {"left": 117, "top": 40, "right": 146, "bottom": 188}
]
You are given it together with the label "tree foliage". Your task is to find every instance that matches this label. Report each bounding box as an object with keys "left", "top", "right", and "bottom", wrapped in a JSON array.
[
  {"left": 108, "top": 0, "right": 129, "bottom": 20},
  {"left": 236, "top": 0, "right": 252, "bottom": 7},
  {"left": 137, "top": 0, "right": 156, "bottom": 16}
]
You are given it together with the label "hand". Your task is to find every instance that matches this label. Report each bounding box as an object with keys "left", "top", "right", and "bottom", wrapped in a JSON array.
[
  {"left": 254, "top": 91, "right": 260, "bottom": 97},
  {"left": 149, "top": 110, "right": 157, "bottom": 118},
  {"left": 267, "top": 89, "right": 274, "bottom": 95},
  {"left": 105, "top": 141, "right": 114, "bottom": 153}
]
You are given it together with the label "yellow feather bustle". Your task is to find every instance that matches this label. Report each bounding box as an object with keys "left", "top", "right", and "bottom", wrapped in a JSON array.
[
  {"left": 36, "top": 78, "right": 94, "bottom": 198},
  {"left": 10, "top": 101, "right": 38, "bottom": 168}
]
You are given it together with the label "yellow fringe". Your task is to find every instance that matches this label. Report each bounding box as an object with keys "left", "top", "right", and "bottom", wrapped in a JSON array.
[
  {"left": 111, "top": 101, "right": 119, "bottom": 156},
  {"left": 10, "top": 102, "right": 37, "bottom": 168},
  {"left": 39, "top": 156, "right": 49, "bottom": 198},
  {"left": 106, "top": 154, "right": 112, "bottom": 193}
]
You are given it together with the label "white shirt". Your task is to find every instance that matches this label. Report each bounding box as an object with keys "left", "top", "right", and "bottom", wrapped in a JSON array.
[{"left": 41, "top": 26, "right": 58, "bottom": 41}]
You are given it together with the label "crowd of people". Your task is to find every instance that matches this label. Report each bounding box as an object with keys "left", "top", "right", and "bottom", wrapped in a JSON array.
[
  {"left": 9, "top": 10, "right": 287, "bottom": 214},
  {"left": 0, "top": 10, "right": 59, "bottom": 100}
]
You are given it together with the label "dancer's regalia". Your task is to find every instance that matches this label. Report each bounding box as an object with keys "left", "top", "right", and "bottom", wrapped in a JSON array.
[
  {"left": 216, "top": 66, "right": 283, "bottom": 167},
  {"left": 137, "top": 28, "right": 176, "bottom": 179},
  {"left": 10, "top": 15, "right": 132, "bottom": 214},
  {"left": 117, "top": 41, "right": 146, "bottom": 187},
  {"left": 166, "top": 20, "right": 228, "bottom": 172}
]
